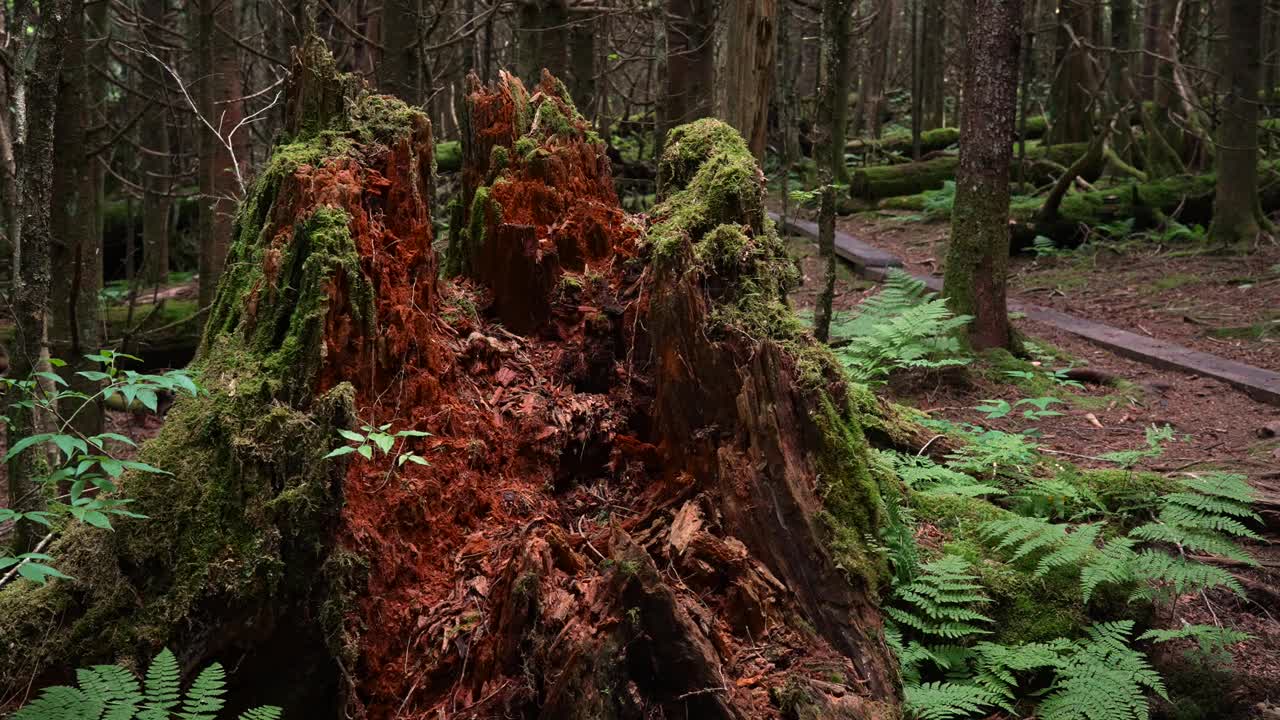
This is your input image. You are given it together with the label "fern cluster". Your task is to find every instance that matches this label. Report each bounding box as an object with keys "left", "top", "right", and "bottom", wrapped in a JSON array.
[
  {"left": 826, "top": 270, "right": 972, "bottom": 384},
  {"left": 877, "top": 450, "right": 1004, "bottom": 499},
  {"left": 14, "top": 649, "right": 282, "bottom": 720}
]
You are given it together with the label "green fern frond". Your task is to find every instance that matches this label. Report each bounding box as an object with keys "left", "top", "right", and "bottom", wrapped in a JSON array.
[
  {"left": 13, "top": 649, "right": 281, "bottom": 720},
  {"left": 1035, "top": 523, "right": 1101, "bottom": 576},
  {"left": 880, "top": 450, "right": 1006, "bottom": 498},
  {"left": 178, "top": 663, "right": 227, "bottom": 720},
  {"left": 1079, "top": 537, "right": 1138, "bottom": 603},
  {"left": 1038, "top": 621, "right": 1166, "bottom": 720},
  {"left": 890, "top": 555, "right": 993, "bottom": 643},
  {"left": 139, "top": 649, "right": 182, "bottom": 720},
  {"left": 1129, "top": 550, "right": 1245, "bottom": 598},
  {"left": 946, "top": 429, "right": 1039, "bottom": 478},
  {"left": 1138, "top": 624, "right": 1251, "bottom": 647},
  {"left": 980, "top": 515, "right": 1067, "bottom": 563},
  {"left": 1128, "top": 522, "right": 1256, "bottom": 565},
  {"left": 904, "top": 681, "right": 997, "bottom": 720}
]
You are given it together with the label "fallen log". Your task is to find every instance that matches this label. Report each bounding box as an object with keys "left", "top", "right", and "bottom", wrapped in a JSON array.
[
  {"left": 845, "top": 127, "right": 961, "bottom": 157},
  {"left": 1, "top": 43, "right": 910, "bottom": 720},
  {"left": 850, "top": 142, "right": 1090, "bottom": 202},
  {"left": 1011, "top": 161, "right": 1280, "bottom": 244}
]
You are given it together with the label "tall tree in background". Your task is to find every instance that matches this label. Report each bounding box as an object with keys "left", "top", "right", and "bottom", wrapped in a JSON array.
[
  {"left": 1209, "top": 0, "right": 1265, "bottom": 246},
  {"left": 139, "top": 0, "right": 173, "bottom": 286},
  {"left": 516, "top": 0, "right": 569, "bottom": 86},
  {"left": 817, "top": 0, "right": 854, "bottom": 184},
  {"left": 1048, "top": 0, "right": 1095, "bottom": 143},
  {"left": 195, "top": 0, "right": 246, "bottom": 309},
  {"left": 857, "top": 0, "right": 895, "bottom": 137},
  {"left": 715, "top": 0, "right": 777, "bottom": 158},
  {"left": 382, "top": 0, "right": 423, "bottom": 103},
  {"left": 50, "top": 0, "right": 103, "bottom": 436},
  {"left": 921, "top": 0, "right": 946, "bottom": 128},
  {"left": 663, "top": 0, "right": 715, "bottom": 140},
  {"left": 945, "top": 0, "right": 1023, "bottom": 350},
  {"left": 814, "top": 0, "right": 855, "bottom": 342},
  {"left": 7, "top": 0, "right": 75, "bottom": 553}
]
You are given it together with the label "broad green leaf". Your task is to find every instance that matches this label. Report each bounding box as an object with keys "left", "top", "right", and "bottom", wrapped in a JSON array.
[
  {"left": 324, "top": 446, "right": 357, "bottom": 459},
  {"left": 337, "top": 429, "right": 366, "bottom": 443},
  {"left": 4, "top": 433, "right": 55, "bottom": 462},
  {"left": 357, "top": 445, "right": 373, "bottom": 459}
]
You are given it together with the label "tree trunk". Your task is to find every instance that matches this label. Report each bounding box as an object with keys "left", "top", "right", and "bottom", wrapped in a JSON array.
[
  {"left": 1049, "top": 0, "right": 1096, "bottom": 143},
  {"left": 195, "top": 0, "right": 245, "bottom": 310},
  {"left": 6, "top": 0, "right": 73, "bottom": 554},
  {"left": 49, "top": 0, "right": 103, "bottom": 436},
  {"left": 568, "top": 10, "right": 595, "bottom": 116},
  {"left": 1208, "top": 0, "right": 1264, "bottom": 245},
  {"left": 921, "top": 0, "right": 947, "bottom": 129},
  {"left": 663, "top": 0, "right": 715, "bottom": 137},
  {"left": 140, "top": 0, "right": 172, "bottom": 288},
  {"left": 1142, "top": 0, "right": 1161, "bottom": 100},
  {"left": 381, "top": 0, "right": 422, "bottom": 104},
  {"left": 714, "top": 0, "right": 778, "bottom": 159},
  {"left": 814, "top": 173, "right": 837, "bottom": 341},
  {"left": 818, "top": 0, "right": 855, "bottom": 183},
  {"left": 859, "top": 0, "right": 896, "bottom": 138},
  {"left": 945, "top": 0, "right": 1022, "bottom": 351},
  {"left": 516, "top": 0, "right": 568, "bottom": 87}
]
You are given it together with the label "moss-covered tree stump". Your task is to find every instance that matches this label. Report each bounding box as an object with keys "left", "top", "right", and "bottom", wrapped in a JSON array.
[{"left": 2, "top": 48, "right": 915, "bottom": 720}]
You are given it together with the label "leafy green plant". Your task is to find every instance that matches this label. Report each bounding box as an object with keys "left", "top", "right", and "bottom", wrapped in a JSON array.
[
  {"left": 920, "top": 180, "right": 956, "bottom": 220},
  {"left": 887, "top": 555, "right": 993, "bottom": 641},
  {"left": 878, "top": 449, "right": 1005, "bottom": 498},
  {"left": 326, "top": 422, "right": 432, "bottom": 467},
  {"left": 1, "top": 350, "right": 199, "bottom": 583},
  {"left": 1139, "top": 624, "right": 1251, "bottom": 666},
  {"left": 1031, "top": 235, "right": 1069, "bottom": 259},
  {"left": 944, "top": 428, "right": 1039, "bottom": 480},
  {"left": 1099, "top": 424, "right": 1174, "bottom": 469},
  {"left": 975, "top": 397, "right": 1063, "bottom": 421},
  {"left": 1036, "top": 621, "right": 1167, "bottom": 720},
  {"left": 13, "top": 648, "right": 282, "bottom": 720},
  {"left": 825, "top": 270, "right": 972, "bottom": 384}
]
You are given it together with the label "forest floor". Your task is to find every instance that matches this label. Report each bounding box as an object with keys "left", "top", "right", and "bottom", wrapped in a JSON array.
[{"left": 785, "top": 212, "right": 1280, "bottom": 715}]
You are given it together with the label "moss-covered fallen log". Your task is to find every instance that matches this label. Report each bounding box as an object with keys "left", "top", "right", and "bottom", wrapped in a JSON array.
[
  {"left": 850, "top": 142, "right": 1089, "bottom": 201},
  {"left": 845, "top": 127, "right": 961, "bottom": 157},
  {"left": 435, "top": 139, "right": 461, "bottom": 172},
  {"left": 1011, "top": 161, "right": 1280, "bottom": 244}
]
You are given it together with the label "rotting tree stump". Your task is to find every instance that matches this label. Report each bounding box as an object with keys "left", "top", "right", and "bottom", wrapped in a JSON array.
[{"left": 1, "top": 43, "right": 920, "bottom": 720}]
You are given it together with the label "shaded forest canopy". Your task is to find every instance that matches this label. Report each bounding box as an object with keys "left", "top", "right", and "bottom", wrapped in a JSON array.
[{"left": 0, "top": 2, "right": 1278, "bottom": 720}]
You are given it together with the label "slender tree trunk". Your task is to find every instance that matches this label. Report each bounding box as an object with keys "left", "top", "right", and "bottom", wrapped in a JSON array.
[
  {"left": 384, "top": 0, "right": 422, "bottom": 99},
  {"left": 910, "top": 0, "right": 923, "bottom": 159},
  {"left": 921, "top": 0, "right": 946, "bottom": 128},
  {"left": 141, "top": 0, "right": 171, "bottom": 287},
  {"left": 859, "top": 0, "right": 895, "bottom": 138},
  {"left": 814, "top": 173, "right": 837, "bottom": 342},
  {"left": 195, "top": 0, "right": 245, "bottom": 310},
  {"left": 944, "top": 0, "right": 1022, "bottom": 351},
  {"left": 1265, "top": 0, "right": 1279, "bottom": 106},
  {"left": 1142, "top": 0, "right": 1161, "bottom": 100},
  {"left": 1049, "top": 0, "right": 1096, "bottom": 143},
  {"left": 516, "top": 0, "right": 568, "bottom": 87},
  {"left": 7, "top": 0, "right": 73, "bottom": 554},
  {"left": 818, "top": 0, "right": 854, "bottom": 183},
  {"left": 664, "top": 0, "right": 715, "bottom": 137},
  {"left": 568, "top": 11, "right": 595, "bottom": 115},
  {"left": 714, "top": 0, "right": 777, "bottom": 159},
  {"left": 50, "top": 0, "right": 103, "bottom": 436},
  {"left": 1209, "top": 0, "right": 1264, "bottom": 245},
  {"left": 1111, "top": 0, "right": 1138, "bottom": 158}
]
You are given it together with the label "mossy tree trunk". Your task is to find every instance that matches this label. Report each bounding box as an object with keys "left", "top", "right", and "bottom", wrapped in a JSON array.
[
  {"left": 818, "top": 0, "right": 855, "bottom": 185},
  {"left": 1208, "top": 0, "right": 1265, "bottom": 246},
  {"left": 944, "top": 0, "right": 1022, "bottom": 351},
  {"left": 7, "top": 0, "right": 73, "bottom": 555}
]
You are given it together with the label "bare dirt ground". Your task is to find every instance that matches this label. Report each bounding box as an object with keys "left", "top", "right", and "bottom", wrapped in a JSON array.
[
  {"left": 835, "top": 211, "right": 1280, "bottom": 372},
  {"left": 785, "top": 215, "right": 1280, "bottom": 716}
]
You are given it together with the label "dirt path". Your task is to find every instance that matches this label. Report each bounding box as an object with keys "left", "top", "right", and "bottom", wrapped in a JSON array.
[{"left": 834, "top": 212, "right": 1280, "bottom": 372}]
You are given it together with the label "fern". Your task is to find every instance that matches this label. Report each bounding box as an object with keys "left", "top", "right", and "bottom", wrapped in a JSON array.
[
  {"left": 1037, "top": 622, "right": 1166, "bottom": 720},
  {"left": 904, "top": 681, "right": 997, "bottom": 720},
  {"left": 1014, "top": 477, "right": 1099, "bottom": 519},
  {"left": 945, "top": 429, "right": 1039, "bottom": 480},
  {"left": 14, "top": 649, "right": 282, "bottom": 720},
  {"left": 1139, "top": 623, "right": 1251, "bottom": 665},
  {"left": 886, "top": 555, "right": 993, "bottom": 641},
  {"left": 972, "top": 640, "right": 1070, "bottom": 707},
  {"left": 879, "top": 450, "right": 1005, "bottom": 498},
  {"left": 1130, "top": 472, "right": 1258, "bottom": 565},
  {"left": 828, "top": 270, "right": 972, "bottom": 384}
]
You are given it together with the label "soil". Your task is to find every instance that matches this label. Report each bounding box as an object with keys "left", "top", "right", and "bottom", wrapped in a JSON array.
[
  {"left": 784, "top": 210, "right": 1280, "bottom": 716},
  {"left": 834, "top": 211, "right": 1280, "bottom": 372}
]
